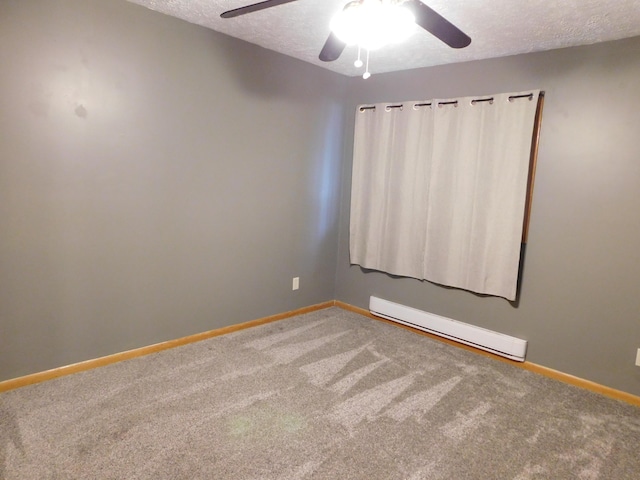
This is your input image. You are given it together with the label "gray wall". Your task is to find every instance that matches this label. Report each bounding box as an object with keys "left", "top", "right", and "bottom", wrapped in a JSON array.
[
  {"left": 335, "top": 37, "right": 640, "bottom": 396},
  {"left": 0, "top": 0, "right": 346, "bottom": 380}
]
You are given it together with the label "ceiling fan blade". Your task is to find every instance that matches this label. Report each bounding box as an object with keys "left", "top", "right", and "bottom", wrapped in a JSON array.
[
  {"left": 404, "top": 0, "right": 471, "bottom": 49},
  {"left": 319, "top": 32, "right": 347, "bottom": 62},
  {"left": 220, "top": 0, "right": 298, "bottom": 19}
]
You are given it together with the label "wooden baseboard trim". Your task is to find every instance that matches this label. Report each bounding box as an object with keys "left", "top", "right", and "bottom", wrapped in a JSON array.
[
  {"left": 0, "top": 301, "right": 334, "bottom": 393},
  {"left": 3, "top": 299, "right": 639, "bottom": 408},
  {"left": 521, "top": 363, "right": 640, "bottom": 407},
  {"left": 335, "top": 300, "right": 640, "bottom": 407}
]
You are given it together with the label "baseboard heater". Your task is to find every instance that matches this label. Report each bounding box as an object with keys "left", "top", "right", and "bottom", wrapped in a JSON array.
[{"left": 369, "top": 296, "right": 528, "bottom": 362}]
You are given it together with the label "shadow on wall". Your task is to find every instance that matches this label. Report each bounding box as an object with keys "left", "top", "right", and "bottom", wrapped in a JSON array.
[
  {"left": 208, "top": 29, "right": 344, "bottom": 100},
  {"left": 0, "top": 397, "right": 25, "bottom": 477},
  {"left": 356, "top": 263, "right": 526, "bottom": 309}
]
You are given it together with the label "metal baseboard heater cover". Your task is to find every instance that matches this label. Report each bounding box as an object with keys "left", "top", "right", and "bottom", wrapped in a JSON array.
[{"left": 369, "top": 296, "right": 527, "bottom": 362}]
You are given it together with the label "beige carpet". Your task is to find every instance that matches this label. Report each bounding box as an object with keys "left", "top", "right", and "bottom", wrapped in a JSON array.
[{"left": 1, "top": 307, "right": 640, "bottom": 479}]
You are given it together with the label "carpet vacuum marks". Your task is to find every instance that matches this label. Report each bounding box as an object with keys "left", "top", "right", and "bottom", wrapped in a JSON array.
[{"left": 1, "top": 307, "right": 640, "bottom": 479}]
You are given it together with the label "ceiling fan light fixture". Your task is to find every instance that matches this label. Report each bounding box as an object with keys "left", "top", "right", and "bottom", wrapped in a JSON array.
[
  {"left": 330, "top": 0, "right": 415, "bottom": 51},
  {"left": 222, "top": 0, "right": 471, "bottom": 73},
  {"left": 382, "top": 3, "right": 416, "bottom": 45}
]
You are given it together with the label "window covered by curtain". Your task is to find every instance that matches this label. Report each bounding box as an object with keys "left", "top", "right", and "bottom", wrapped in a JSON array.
[{"left": 349, "top": 91, "right": 541, "bottom": 300}]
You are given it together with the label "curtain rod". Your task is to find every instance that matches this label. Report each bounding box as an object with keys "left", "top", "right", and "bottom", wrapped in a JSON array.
[
  {"left": 358, "top": 92, "right": 544, "bottom": 113},
  {"left": 471, "top": 97, "right": 493, "bottom": 105},
  {"left": 509, "top": 93, "right": 533, "bottom": 101}
]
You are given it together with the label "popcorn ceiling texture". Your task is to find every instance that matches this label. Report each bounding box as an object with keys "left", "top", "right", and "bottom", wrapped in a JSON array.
[{"left": 126, "top": 0, "right": 640, "bottom": 76}]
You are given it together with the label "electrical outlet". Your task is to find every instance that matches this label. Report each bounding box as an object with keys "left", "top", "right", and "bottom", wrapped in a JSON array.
[
  {"left": 292, "top": 277, "right": 299, "bottom": 291},
  {"left": 636, "top": 348, "right": 640, "bottom": 367}
]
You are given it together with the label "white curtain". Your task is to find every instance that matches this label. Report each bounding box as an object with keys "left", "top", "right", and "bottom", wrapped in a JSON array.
[{"left": 349, "top": 91, "right": 540, "bottom": 300}]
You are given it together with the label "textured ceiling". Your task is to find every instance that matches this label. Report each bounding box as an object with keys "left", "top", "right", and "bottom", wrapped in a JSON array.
[{"left": 127, "top": 0, "right": 640, "bottom": 77}]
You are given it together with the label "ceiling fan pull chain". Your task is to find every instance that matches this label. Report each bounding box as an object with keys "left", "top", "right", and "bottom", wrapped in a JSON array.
[
  {"left": 363, "top": 48, "right": 371, "bottom": 79},
  {"left": 354, "top": 45, "right": 364, "bottom": 68}
]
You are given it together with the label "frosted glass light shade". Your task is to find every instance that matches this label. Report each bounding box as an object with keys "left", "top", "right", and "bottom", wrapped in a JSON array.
[{"left": 330, "top": 0, "right": 415, "bottom": 51}]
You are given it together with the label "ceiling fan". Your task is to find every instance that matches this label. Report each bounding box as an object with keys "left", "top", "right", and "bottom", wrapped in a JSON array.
[{"left": 220, "top": 0, "right": 471, "bottom": 66}]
